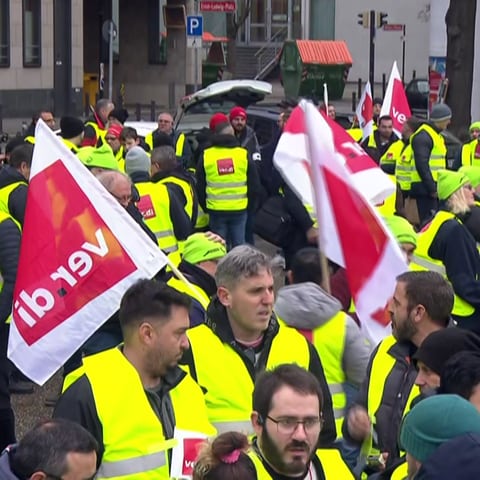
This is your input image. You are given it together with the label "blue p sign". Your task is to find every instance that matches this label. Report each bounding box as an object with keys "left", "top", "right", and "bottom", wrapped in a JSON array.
[{"left": 187, "top": 15, "right": 203, "bottom": 36}]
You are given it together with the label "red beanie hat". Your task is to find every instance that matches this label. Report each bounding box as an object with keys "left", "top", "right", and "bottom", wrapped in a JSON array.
[
  {"left": 229, "top": 106, "right": 247, "bottom": 121},
  {"left": 107, "top": 124, "right": 123, "bottom": 139},
  {"left": 209, "top": 112, "right": 229, "bottom": 132}
]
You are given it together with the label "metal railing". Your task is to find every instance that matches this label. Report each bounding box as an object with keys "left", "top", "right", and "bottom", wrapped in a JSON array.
[{"left": 254, "top": 26, "right": 288, "bottom": 80}]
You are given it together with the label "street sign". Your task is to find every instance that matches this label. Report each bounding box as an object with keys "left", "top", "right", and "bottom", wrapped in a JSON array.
[
  {"left": 383, "top": 23, "right": 404, "bottom": 32},
  {"left": 186, "top": 15, "right": 203, "bottom": 36},
  {"left": 101, "top": 20, "right": 117, "bottom": 42},
  {"left": 187, "top": 37, "right": 203, "bottom": 48},
  {"left": 200, "top": 1, "right": 236, "bottom": 12}
]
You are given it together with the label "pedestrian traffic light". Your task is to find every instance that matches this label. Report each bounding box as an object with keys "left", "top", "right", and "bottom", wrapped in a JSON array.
[
  {"left": 357, "top": 12, "right": 369, "bottom": 28},
  {"left": 377, "top": 12, "right": 388, "bottom": 28}
]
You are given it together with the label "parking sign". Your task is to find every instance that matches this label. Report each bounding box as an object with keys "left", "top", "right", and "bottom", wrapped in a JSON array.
[{"left": 186, "top": 15, "right": 203, "bottom": 36}]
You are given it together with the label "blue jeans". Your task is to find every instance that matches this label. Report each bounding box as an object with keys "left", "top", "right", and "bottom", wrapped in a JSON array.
[{"left": 209, "top": 211, "right": 247, "bottom": 249}]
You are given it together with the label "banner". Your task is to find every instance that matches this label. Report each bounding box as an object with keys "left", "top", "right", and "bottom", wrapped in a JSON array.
[{"left": 356, "top": 81, "right": 374, "bottom": 140}]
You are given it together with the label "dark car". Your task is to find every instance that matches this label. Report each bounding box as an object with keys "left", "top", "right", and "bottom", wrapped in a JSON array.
[{"left": 405, "top": 78, "right": 428, "bottom": 117}]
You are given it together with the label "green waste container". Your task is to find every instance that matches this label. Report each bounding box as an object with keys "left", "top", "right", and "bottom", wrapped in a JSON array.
[
  {"left": 202, "top": 41, "right": 226, "bottom": 88},
  {"left": 280, "top": 40, "right": 353, "bottom": 101}
]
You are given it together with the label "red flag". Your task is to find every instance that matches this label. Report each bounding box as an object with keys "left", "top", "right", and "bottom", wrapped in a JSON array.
[
  {"left": 355, "top": 81, "right": 374, "bottom": 140},
  {"left": 380, "top": 61, "right": 412, "bottom": 137},
  {"left": 8, "top": 122, "right": 167, "bottom": 384},
  {"left": 277, "top": 101, "right": 407, "bottom": 343}
]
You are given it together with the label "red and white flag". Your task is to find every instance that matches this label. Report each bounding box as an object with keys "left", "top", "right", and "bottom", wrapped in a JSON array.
[
  {"left": 380, "top": 61, "right": 412, "bottom": 137},
  {"left": 275, "top": 101, "right": 407, "bottom": 343},
  {"left": 355, "top": 81, "right": 374, "bottom": 140},
  {"left": 8, "top": 121, "right": 167, "bottom": 384}
]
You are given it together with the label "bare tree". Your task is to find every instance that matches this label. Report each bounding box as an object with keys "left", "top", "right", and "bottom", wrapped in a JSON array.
[
  {"left": 445, "top": 0, "right": 477, "bottom": 133},
  {"left": 225, "top": 0, "right": 252, "bottom": 75}
]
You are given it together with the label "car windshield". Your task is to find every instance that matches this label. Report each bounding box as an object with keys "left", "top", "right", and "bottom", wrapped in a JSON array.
[{"left": 183, "top": 99, "right": 237, "bottom": 115}]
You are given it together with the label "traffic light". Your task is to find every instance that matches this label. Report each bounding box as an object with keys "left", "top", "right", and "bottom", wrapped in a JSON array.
[
  {"left": 357, "top": 12, "right": 369, "bottom": 28},
  {"left": 377, "top": 12, "right": 388, "bottom": 28}
]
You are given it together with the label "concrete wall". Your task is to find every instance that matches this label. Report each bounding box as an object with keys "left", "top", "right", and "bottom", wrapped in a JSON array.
[{"left": 335, "top": 0, "right": 430, "bottom": 84}]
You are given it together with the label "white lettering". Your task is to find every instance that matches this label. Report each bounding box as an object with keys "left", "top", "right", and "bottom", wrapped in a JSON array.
[
  {"left": 68, "top": 251, "right": 93, "bottom": 277},
  {"left": 392, "top": 107, "right": 407, "bottom": 124},
  {"left": 184, "top": 460, "right": 195, "bottom": 468},
  {"left": 82, "top": 229, "right": 109, "bottom": 257},
  {"left": 50, "top": 266, "right": 77, "bottom": 287},
  {"left": 14, "top": 301, "right": 39, "bottom": 327},
  {"left": 19, "top": 288, "right": 55, "bottom": 319}
]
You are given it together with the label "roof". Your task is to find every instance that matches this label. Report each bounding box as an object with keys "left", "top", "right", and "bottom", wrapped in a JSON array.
[
  {"left": 203, "top": 32, "right": 228, "bottom": 42},
  {"left": 295, "top": 40, "right": 353, "bottom": 65}
]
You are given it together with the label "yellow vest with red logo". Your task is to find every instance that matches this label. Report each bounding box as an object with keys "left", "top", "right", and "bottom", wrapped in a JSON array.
[
  {"left": 203, "top": 146, "right": 248, "bottom": 211},
  {"left": 395, "top": 143, "right": 414, "bottom": 191},
  {"left": 135, "top": 181, "right": 181, "bottom": 267},
  {"left": 410, "top": 210, "right": 475, "bottom": 317},
  {"left": 67, "top": 348, "right": 215, "bottom": 480},
  {"left": 380, "top": 139, "right": 405, "bottom": 171},
  {"left": 186, "top": 322, "right": 311, "bottom": 434},
  {"left": 461, "top": 139, "right": 480, "bottom": 167},
  {"left": 248, "top": 448, "right": 354, "bottom": 479}
]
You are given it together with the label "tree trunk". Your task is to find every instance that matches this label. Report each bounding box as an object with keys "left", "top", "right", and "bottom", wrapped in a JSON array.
[{"left": 445, "top": 0, "right": 476, "bottom": 134}]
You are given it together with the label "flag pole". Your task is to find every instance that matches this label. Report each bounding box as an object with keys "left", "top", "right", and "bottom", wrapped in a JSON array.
[{"left": 165, "top": 256, "right": 208, "bottom": 299}]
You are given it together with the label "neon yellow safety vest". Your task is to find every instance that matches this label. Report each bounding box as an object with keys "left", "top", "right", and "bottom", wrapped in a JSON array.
[
  {"left": 167, "top": 275, "right": 210, "bottom": 310},
  {"left": 24, "top": 135, "right": 35, "bottom": 144},
  {"left": 0, "top": 181, "right": 27, "bottom": 220},
  {"left": 390, "top": 461, "right": 408, "bottom": 480},
  {"left": 114, "top": 147, "right": 125, "bottom": 172},
  {"left": 66, "top": 348, "right": 215, "bottom": 480},
  {"left": 365, "top": 335, "right": 420, "bottom": 460},
  {"left": 380, "top": 139, "right": 404, "bottom": 171},
  {"left": 248, "top": 448, "right": 355, "bottom": 479},
  {"left": 145, "top": 131, "right": 186, "bottom": 158},
  {"left": 186, "top": 322, "right": 311, "bottom": 433},
  {"left": 311, "top": 312, "right": 347, "bottom": 437},
  {"left": 347, "top": 128, "right": 363, "bottom": 142},
  {"left": 61, "top": 138, "right": 79, "bottom": 154},
  {"left": 375, "top": 174, "right": 397, "bottom": 217},
  {"left": 195, "top": 204, "right": 209, "bottom": 229},
  {"left": 158, "top": 175, "right": 195, "bottom": 222},
  {"left": 85, "top": 120, "right": 107, "bottom": 147},
  {"left": 135, "top": 182, "right": 181, "bottom": 267},
  {"left": 395, "top": 143, "right": 414, "bottom": 192},
  {"left": 203, "top": 146, "right": 248, "bottom": 211},
  {"left": 461, "top": 139, "right": 480, "bottom": 167},
  {"left": 410, "top": 211, "right": 475, "bottom": 317},
  {"left": 410, "top": 124, "right": 446, "bottom": 184}
]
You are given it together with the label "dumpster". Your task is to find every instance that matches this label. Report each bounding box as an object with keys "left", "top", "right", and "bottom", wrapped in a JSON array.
[
  {"left": 280, "top": 40, "right": 353, "bottom": 100},
  {"left": 202, "top": 40, "right": 226, "bottom": 88}
]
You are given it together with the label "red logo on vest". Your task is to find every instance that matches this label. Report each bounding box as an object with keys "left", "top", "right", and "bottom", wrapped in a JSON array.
[
  {"left": 13, "top": 160, "right": 137, "bottom": 346},
  {"left": 216, "top": 158, "right": 234, "bottom": 175},
  {"left": 137, "top": 194, "right": 156, "bottom": 219},
  {"left": 182, "top": 438, "right": 205, "bottom": 475}
]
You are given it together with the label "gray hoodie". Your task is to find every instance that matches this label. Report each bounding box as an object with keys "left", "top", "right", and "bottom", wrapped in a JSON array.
[
  {"left": 275, "top": 282, "right": 372, "bottom": 386},
  {"left": 0, "top": 449, "right": 20, "bottom": 480}
]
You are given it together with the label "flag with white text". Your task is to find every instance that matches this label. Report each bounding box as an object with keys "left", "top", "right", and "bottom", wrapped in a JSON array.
[{"left": 356, "top": 81, "right": 374, "bottom": 140}]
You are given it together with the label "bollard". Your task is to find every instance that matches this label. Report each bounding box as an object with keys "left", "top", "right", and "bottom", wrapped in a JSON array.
[
  {"left": 357, "top": 78, "right": 362, "bottom": 100},
  {"left": 150, "top": 101, "right": 156, "bottom": 122},
  {"left": 352, "top": 92, "right": 357, "bottom": 113},
  {"left": 135, "top": 103, "right": 141, "bottom": 121},
  {"left": 412, "top": 70, "right": 416, "bottom": 79},
  {"left": 382, "top": 73, "right": 386, "bottom": 98}
]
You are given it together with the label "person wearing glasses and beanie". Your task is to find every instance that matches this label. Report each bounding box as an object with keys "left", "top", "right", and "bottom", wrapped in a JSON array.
[{"left": 410, "top": 169, "right": 480, "bottom": 335}]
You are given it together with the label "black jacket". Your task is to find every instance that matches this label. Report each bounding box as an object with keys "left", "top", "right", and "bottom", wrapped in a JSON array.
[
  {"left": 196, "top": 134, "right": 262, "bottom": 213},
  {"left": 54, "top": 355, "right": 189, "bottom": 466},
  {"left": 180, "top": 298, "right": 337, "bottom": 446},
  {"left": 343, "top": 338, "right": 418, "bottom": 468},
  {"left": 0, "top": 218, "right": 21, "bottom": 323},
  {"left": 0, "top": 447, "right": 20, "bottom": 480},
  {"left": 0, "top": 166, "right": 28, "bottom": 226}
]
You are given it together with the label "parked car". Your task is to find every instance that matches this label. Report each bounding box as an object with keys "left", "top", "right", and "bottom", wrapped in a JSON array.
[{"left": 405, "top": 78, "right": 428, "bottom": 118}]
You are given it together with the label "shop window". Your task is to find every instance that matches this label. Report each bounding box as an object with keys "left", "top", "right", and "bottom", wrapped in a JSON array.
[{"left": 23, "top": 0, "right": 41, "bottom": 67}]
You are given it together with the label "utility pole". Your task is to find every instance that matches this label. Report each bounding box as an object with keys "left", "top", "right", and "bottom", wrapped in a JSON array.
[{"left": 369, "top": 10, "right": 375, "bottom": 98}]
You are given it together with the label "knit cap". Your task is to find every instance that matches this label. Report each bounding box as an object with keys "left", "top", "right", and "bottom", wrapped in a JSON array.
[
  {"left": 229, "top": 106, "right": 247, "bottom": 121},
  {"left": 430, "top": 104, "right": 452, "bottom": 122},
  {"left": 400, "top": 394, "right": 480, "bottom": 463},
  {"left": 413, "top": 328, "right": 480, "bottom": 375},
  {"left": 383, "top": 215, "right": 417, "bottom": 247},
  {"left": 108, "top": 108, "right": 129, "bottom": 124},
  {"left": 60, "top": 116, "right": 85, "bottom": 139},
  {"left": 82, "top": 143, "right": 119, "bottom": 171},
  {"left": 107, "top": 124, "right": 123, "bottom": 139},
  {"left": 125, "top": 146, "right": 151, "bottom": 175},
  {"left": 182, "top": 233, "right": 226, "bottom": 265},
  {"left": 209, "top": 113, "right": 229, "bottom": 132},
  {"left": 459, "top": 166, "right": 480, "bottom": 188},
  {"left": 436, "top": 169, "right": 469, "bottom": 200},
  {"left": 469, "top": 121, "right": 480, "bottom": 132}
]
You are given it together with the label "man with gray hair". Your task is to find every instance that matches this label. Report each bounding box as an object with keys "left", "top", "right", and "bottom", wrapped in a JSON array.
[{"left": 180, "top": 245, "right": 336, "bottom": 445}]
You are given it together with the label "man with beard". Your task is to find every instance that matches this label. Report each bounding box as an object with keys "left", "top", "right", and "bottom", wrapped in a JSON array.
[
  {"left": 342, "top": 271, "right": 454, "bottom": 476},
  {"left": 54, "top": 279, "right": 215, "bottom": 479},
  {"left": 248, "top": 364, "right": 354, "bottom": 479}
]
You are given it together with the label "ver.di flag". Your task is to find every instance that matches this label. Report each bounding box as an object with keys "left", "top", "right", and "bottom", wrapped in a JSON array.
[
  {"left": 276, "top": 101, "right": 408, "bottom": 343},
  {"left": 355, "top": 81, "right": 374, "bottom": 140},
  {"left": 8, "top": 121, "right": 168, "bottom": 385},
  {"left": 380, "top": 61, "right": 412, "bottom": 137}
]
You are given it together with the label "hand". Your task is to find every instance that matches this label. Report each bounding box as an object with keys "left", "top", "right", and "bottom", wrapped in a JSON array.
[
  {"left": 306, "top": 227, "right": 318, "bottom": 244},
  {"left": 204, "top": 231, "right": 226, "bottom": 246},
  {"left": 347, "top": 406, "right": 371, "bottom": 442}
]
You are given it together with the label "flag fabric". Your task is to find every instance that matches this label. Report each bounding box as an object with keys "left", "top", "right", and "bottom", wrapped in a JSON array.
[
  {"left": 355, "top": 81, "right": 374, "bottom": 140},
  {"left": 380, "top": 61, "right": 412, "bottom": 137},
  {"left": 275, "top": 101, "right": 408, "bottom": 343},
  {"left": 8, "top": 121, "right": 168, "bottom": 385},
  {"left": 274, "top": 106, "right": 396, "bottom": 211}
]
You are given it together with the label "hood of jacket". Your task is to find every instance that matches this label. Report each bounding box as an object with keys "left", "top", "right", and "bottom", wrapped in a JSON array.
[
  {"left": 415, "top": 433, "right": 480, "bottom": 480},
  {"left": 0, "top": 166, "right": 27, "bottom": 189},
  {"left": 0, "top": 448, "right": 20, "bottom": 480},
  {"left": 208, "top": 134, "right": 240, "bottom": 149},
  {"left": 274, "top": 282, "right": 342, "bottom": 330}
]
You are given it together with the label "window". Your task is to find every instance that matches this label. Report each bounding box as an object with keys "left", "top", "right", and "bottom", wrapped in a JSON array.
[
  {"left": 23, "top": 0, "right": 41, "bottom": 67},
  {"left": 148, "top": 0, "right": 167, "bottom": 65},
  {"left": 0, "top": 0, "right": 9, "bottom": 66}
]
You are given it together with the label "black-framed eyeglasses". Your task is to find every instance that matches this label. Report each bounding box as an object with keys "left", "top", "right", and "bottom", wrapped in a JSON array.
[{"left": 266, "top": 415, "right": 323, "bottom": 435}]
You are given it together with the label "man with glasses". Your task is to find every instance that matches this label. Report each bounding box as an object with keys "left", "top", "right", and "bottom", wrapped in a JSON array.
[
  {"left": 248, "top": 364, "right": 354, "bottom": 479},
  {"left": 0, "top": 418, "right": 98, "bottom": 480}
]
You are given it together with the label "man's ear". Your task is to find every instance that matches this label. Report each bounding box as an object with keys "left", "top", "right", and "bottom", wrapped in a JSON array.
[
  {"left": 413, "top": 304, "right": 427, "bottom": 324},
  {"left": 251, "top": 411, "right": 263, "bottom": 436},
  {"left": 217, "top": 286, "right": 231, "bottom": 307},
  {"left": 30, "top": 473, "right": 48, "bottom": 480}
]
